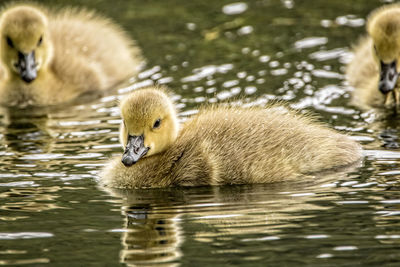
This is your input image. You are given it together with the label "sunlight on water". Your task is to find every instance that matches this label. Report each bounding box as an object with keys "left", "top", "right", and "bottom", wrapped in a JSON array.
[{"left": 0, "top": 0, "right": 399, "bottom": 265}]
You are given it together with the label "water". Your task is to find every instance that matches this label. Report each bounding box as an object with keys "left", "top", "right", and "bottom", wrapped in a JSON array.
[{"left": 1, "top": 0, "right": 400, "bottom": 265}]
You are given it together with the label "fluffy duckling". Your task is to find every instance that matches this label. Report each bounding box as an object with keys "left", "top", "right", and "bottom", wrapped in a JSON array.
[
  {"left": 0, "top": 4, "right": 141, "bottom": 107},
  {"left": 100, "top": 87, "right": 362, "bottom": 189},
  {"left": 347, "top": 4, "right": 400, "bottom": 108}
]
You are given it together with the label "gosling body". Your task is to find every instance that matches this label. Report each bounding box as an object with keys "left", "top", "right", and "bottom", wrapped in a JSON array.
[
  {"left": 347, "top": 4, "right": 400, "bottom": 109},
  {"left": 100, "top": 88, "right": 362, "bottom": 189},
  {"left": 0, "top": 4, "right": 141, "bottom": 107}
]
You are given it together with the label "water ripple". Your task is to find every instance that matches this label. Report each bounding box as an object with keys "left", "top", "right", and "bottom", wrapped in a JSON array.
[
  {"left": 294, "top": 37, "right": 328, "bottom": 49},
  {"left": 0, "top": 0, "right": 396, "bottom": 266},
  {"left": 0, "top": 232, "right": 53, "bottom": 240},
  {"left": 222, "top": 2, "right": 248, "bottom": 15}
]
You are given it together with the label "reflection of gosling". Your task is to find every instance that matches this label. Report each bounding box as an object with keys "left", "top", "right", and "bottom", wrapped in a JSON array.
[
  {"left": 102, "top": 188, "right": 184, "bottom": 266},
  {"left": 121, "top": 207, "right": 182, "bottom": 266},
  {"left": 100, "top": 87, "right": 362, "bottom": 189},
  {"left": 0, "top": 4, "right": 141, "bottom": 107},
  {"left": 347, "top": 4, "right": 400, "bottom": 108}
]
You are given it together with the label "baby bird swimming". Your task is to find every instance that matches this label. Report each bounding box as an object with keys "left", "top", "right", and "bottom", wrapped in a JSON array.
[
  {"left": 100, "top": 87, "right": 362, "bottom": 189},
  {"left": 0, "top": 4, "right": 141, "bottom": 107},
  {"left": 347, "top": 4, "right": 400, "bottom": 108}
]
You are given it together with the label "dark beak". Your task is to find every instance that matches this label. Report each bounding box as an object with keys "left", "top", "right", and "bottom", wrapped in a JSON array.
[
  {"left": 121, "top": 135, "right": 149, "bottom": 167},
  {"left": 16, "top": 51, "right": 37, "bottom": 83},
  {"left": 379, "top": 60, "right": 399, "bottom": 95}
]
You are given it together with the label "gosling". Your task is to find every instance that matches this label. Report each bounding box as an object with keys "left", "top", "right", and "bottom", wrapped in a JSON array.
[
  {"left": 100, "top": 87, "right": 362, "bottom": 189},
  {"left": 0, "top": 4, "right": 141, "bottom": 107},
  {"left": 347, "top": 4, "right": 400, "bottom": 109}
]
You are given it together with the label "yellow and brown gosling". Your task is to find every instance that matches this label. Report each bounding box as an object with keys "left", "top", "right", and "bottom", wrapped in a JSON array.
[
  {"left": 0, "top": 4, "right": 142, "bottom": 107},
  {"left": 100, "top": 87, "right": 362, "bottom": 189},
  {"left": 347, "top": 4, "right": 400, "bottom": 109}
]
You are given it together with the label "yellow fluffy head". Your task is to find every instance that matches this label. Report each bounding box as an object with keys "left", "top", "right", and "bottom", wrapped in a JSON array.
[
  {"left": 367, "top": 4, "right": 400, "bottom": 63},
  {"left": 119, "top": 87, "right": 179, "bottom": 158},
  {"left": 0, "top": 5, "right": 52, "bottom": 78}
]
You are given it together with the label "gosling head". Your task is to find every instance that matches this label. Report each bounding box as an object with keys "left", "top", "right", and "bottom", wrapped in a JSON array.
[
  {"left": 119, "top": 88, "right": 179, "bottom": 167},
  {"left": 0, "top": 6, "right": 52, "bottom": 83},
  {"left": 367, "top": 4, "right": 400, "bottom": 99}
]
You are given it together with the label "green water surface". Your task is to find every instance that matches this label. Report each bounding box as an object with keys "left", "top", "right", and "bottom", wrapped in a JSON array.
[{"left": 0, "top": 0, "right": 399, "bottom": 266}]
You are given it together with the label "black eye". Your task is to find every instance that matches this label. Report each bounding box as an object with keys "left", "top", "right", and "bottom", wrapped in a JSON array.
[
  {"left": 37, "top": 36, "right": 43, "bottom": 46},
  {"left": 153, "top": 119, "right": 161, "bottom": 129},
  {"left": 6, "top": 36, "right": 13, "bottom": 48}
]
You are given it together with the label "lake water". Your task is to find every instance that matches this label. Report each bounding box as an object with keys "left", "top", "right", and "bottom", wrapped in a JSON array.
[{"left": 1, "top": 0, "right": 400, "bottom": 266}]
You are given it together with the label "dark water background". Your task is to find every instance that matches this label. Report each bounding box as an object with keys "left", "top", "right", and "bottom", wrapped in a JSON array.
[{"left": 1, "top": 0, "right": 400, "bottom": 266}]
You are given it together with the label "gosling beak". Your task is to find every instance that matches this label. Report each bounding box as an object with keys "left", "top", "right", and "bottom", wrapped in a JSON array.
[
  {"left": 16, "top": 51, "right": 37, "bottom": 83},
  {"left": 121, "top": 135, "right": 150, "bottom": 167},
  {"left": 379, "top": 60, "right": 399, "bottom": 96}
]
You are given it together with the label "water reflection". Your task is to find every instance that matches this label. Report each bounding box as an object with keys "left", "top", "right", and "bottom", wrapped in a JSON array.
[
  {"left": 102, "top": 170, "right": 362, "bottom": 266},
  {"left": 0, "top": 258, "right": 50, "bottom": 265},
  {"left": 0, "top": 186, "right": 72, "bottom": 213},
  {"left": 105, "top": 188, "right": 184, "bottom": 266},
  {"left": 0, "top": 106, "right": 53, "bottom": 155},
  {"left": 0, "top": 0, "right": 398, "bottom": 265},
  {"left": 355, "top": 109, "right": 400, "bottom": 149}
]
